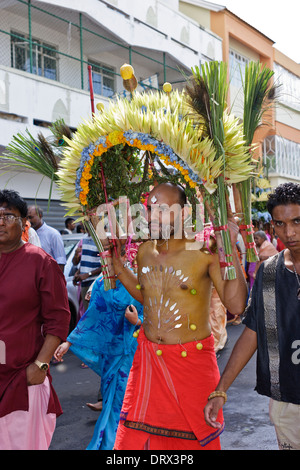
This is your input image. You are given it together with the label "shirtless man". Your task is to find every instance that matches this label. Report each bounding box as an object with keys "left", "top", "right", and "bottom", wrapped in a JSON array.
[{"left": 112, "top": 183, "right": 247, "bottom": 450}]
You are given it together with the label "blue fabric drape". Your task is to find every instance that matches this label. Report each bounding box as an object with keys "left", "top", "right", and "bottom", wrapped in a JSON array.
[{"left": 68, "top": 275, "right": 143, "bottom": 449}]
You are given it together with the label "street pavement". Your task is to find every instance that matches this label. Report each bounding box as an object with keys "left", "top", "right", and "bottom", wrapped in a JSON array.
[
  {"left": 218, "top": 323, "right": 278, "bottom": 451},
  {"left": 49, "top": 322, "right": 278, "bottom": 451}
]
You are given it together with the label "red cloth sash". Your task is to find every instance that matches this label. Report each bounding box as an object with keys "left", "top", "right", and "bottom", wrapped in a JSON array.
[{"left": 115, "top": 327, "right": 224, "bottom": 450}]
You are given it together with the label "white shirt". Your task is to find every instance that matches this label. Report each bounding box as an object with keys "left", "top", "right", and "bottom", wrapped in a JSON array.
[
  {"left": 36, "top": 222, "right": 66, "bottom": 265},
  {"left": 28, "top": 227, "right": 41, "bottom": 247}
]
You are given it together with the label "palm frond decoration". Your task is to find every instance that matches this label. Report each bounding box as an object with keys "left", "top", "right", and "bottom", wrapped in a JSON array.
[
  {"left": 49, "top": 118, "right": 73, "bottom": 146},
  {"left": 1, "top": 129, "right": 57, "bottom": 180},
  {"left": 1, "top": 119, "right": 73, "bottom": 179},
  {"left": 1, "top": 62, "right": 255, "bottom": 286},
  {"left": 186, "top": 61, "right": 238, "bottom": 279},
  {"left": 233, "top": 61, "right": 276, "bottom": 262},
  {"left": 185, "top": 74, "right": 212, "bottom": 137},
  {"left": 1, "top": 119, "right": 73, "bottom": 207}
]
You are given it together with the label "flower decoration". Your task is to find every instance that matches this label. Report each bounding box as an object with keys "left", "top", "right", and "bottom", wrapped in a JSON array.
[
  {"left": 74, "top": 130, "right": 202, "bottom": 211},
  {"left": 57, "top": 89, "right": 251, "bottom": 218}
]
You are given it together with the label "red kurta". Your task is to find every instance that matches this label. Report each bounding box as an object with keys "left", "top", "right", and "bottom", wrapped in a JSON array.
[{"left": 0, "top": 243, "right": 70, "bottom": 418}]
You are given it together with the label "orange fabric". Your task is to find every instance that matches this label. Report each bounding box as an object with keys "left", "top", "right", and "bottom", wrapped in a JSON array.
[
  {"left": 237, "top": 249, "right": 247, "bottom": 278},
  {"left": 22, "top": 221, "right": 30, "bottom": 243},
  {"left": 115, "top": 327, "right": 224, "bottom": 450}
]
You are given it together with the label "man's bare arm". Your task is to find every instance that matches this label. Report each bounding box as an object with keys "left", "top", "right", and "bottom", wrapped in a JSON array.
[
  {"left": 216, "top": 326, "right": 257, "bottom": 391},
  {"left": 115, "top": 264, "right": 144, "bottom": 304},
  {"left": 26, "top": 334, "right": 62, "bottom": 385},
  {"left": 112, "top": 239, "right": 144, "bottom": 304},
  {"left": 209, "top": 247, "right": 248, "bottom": 315},
  {"left": 208, "top": 219, "right": 248, "bottom": 314},
  {"left": 204, "top": 326, "right": 257, "bottom": 428}
]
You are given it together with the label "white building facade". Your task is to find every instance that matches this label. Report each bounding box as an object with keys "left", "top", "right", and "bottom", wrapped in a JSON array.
[
  {"left": 1, "top": 0, "right": 299, "bottom": 229},
  {"left": 0, "top": 0, "right": 222, "bottom": 228}
]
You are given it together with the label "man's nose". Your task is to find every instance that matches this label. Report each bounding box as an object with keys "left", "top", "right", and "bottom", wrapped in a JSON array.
[
  {"left": 286, "top": 223, "right": 296, "bottom": 238},
  {"left": 150, "top": 205, "right": 160, "bottom": 219}
]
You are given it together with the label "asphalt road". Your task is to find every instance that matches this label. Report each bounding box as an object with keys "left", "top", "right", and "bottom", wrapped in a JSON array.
[
  {"left": 49, "top": 322, "right": 278, "bottom": 451},
  {"left": 217, "top": 323, "right": 278, "bottom": 451}
]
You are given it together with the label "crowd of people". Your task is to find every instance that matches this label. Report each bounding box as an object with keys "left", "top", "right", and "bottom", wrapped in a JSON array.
[{"left": 0, "top": 181, "right": 299, "bottom": 451}]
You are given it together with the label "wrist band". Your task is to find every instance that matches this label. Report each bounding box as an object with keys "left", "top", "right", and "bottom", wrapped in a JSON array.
[
  {"left": 213, "top": 225, "right": 228, "bottom": 232},
  {"left": 135, "top": 318, "right": 140, "bottom": 326},
  {"left": 100, "top": 250, "right": 112, "bottom": 259},
  {"left": 208, "top": 390, "right": 227, "bottom": 403},
  {"left": 219, "top": 261, "right": 234, "bottom": 268}
]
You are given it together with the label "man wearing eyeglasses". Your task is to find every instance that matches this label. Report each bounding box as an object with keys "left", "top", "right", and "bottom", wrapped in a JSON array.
[{"left": 0, "top": 189, "right": 70, "bottom": 450}]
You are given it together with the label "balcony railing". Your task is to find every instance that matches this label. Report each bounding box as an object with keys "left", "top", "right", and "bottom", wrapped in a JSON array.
[
  {"left": 0, "top": 0, "right": 208, "bottom": 98},
  {"left": 264, "top": 135, "right": 300, "bottom": 179}
]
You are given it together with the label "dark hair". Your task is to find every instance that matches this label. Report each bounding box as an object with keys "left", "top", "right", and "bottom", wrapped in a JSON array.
[
  {"left": 267, "top": 182, "right": 300, "bottom": 217},
  {"left": 0, "top": 189, "right": 28, "bottom": 218},
  {"left": 65, "top": 217, "right": 75, "bottom": 228}
]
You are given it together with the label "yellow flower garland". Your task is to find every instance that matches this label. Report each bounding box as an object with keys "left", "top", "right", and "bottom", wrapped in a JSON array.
[
  {"left": 57, "top": 90, "right": 252, "bottom": 217},
  {"left": 77, "top": 131, "right": 199, "bottom": 207}
]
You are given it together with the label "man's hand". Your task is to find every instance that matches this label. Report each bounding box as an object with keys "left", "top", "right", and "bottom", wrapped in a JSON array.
[
  {"left": 26, "top": 363, "right": 47, "bottom": 386},
  {"left": 54, "top": 341, "right": 71, "bottom": 362},
  {"left": 73, "top": 271, "right": 89, "bottom": 285},
  {"left": 111, "top": 237, "right": 127, "bottom": 271},
  {"left": 125, "top": 304, "right": 140, "bottom": 326},
  {"left": 227, "top": 217, "right": 240, "bottom": 247},
  {"left": 203, "top": 397, "right": 225, "bottom": 429}
]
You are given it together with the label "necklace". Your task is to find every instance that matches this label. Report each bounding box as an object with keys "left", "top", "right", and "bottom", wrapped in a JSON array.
[{"left": 290, "top": 254, "right": 300, "bottom": 300}]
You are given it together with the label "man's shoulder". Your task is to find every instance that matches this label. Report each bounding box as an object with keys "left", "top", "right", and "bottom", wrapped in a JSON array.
[
  {"left": 138, "top": 239, "right": 151, "bottom": 250},
  {"left": 82, "top": 236, "right": 96, "bottom": 245},
  {"left": 23, "top": 242, "right": 52, "bottom": 261},
  {"left": 42, "top": 223, "right": 61, "bottom": 236},
  {"left": 24, "top": 243, "right": 64, "bottom": 272},
  {"left": 263, "top": 252, "right": 281, "bottom": 270},
  {"left": 256, "top": 252, "right": 281, "bottom": 284},
  {"left": 24, "top": 241, "right": 48, "bottom": 254}
]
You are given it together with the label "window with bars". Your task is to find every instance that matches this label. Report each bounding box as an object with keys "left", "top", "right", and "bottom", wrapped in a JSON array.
[
  {"left": 263, "top": 135, "right": 300, "bottom": 179},
  {"left": 229, "top": 49, "right": 249, "bottom": 88},
  {"left": 88, "top": 60, "right": 115, "bottom": 98},
  {"left": 274, "top": 63, "right": 300, "bottom": 112},
  {"left": 10, "top": 31, "right": 58, "bottom": 81}
]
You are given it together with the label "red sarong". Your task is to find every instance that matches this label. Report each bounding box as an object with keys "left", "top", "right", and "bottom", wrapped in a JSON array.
[{"left": 114, "top": 327, "right": 224, "bottom": 450}]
